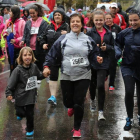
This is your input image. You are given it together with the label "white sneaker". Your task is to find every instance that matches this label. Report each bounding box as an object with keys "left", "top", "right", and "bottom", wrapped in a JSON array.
[
  {"left": 37, "top": 80, "right": 41, "bottom": 84},
  {"left": 90, "top": 100, "right": 96, "bottom": 112},
  {"left": 98, "top": 111, "right": 106, "bottom": 121}
]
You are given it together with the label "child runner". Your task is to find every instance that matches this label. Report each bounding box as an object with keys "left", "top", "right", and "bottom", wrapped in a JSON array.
[{"left": 5, "top": 47, "right": 44, "bottom": 137}]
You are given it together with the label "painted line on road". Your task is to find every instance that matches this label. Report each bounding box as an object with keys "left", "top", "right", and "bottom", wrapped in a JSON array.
[{"left": 0, "top": 70, "right": 10, "bottom": 75}]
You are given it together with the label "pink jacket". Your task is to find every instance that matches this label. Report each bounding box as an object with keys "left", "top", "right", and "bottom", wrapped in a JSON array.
[
  {"left": 3, "top": 18, "right": 25, "bottom": 48},
  {"left": 84, "top": 17, "right": 89, "bottom": 25},
  {"left": 0, "top": 16, "right": 5, "bottom": 39}
]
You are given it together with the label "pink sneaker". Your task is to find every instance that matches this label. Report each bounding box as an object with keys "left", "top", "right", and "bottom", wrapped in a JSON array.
[
  {"left": 68, "top": 108, "right": 74, "bottom": 117},
  {"left": 109, "top": 86, "right": 115, "bottom": 91},
  {"left": 72, "top": 129, "right": 81, "bottom": 138}
]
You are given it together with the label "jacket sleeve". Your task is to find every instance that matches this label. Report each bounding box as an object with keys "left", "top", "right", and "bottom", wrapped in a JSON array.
[
  {"left": 21, "top": 21, "right": 28, "bottom": 43},
  {"left": 43, "top": 35, "right": 66, "bottom": 68},
  {"left": 88, "top": 37, "right": 100, "bottom": 65},
  {"left": 5, "top": 68, "right": 19, "bottom": 97},
  {"left": 105, "top": 33, "right": 114, "bottom": 52},
  {"left": 35, "top": 64, "right": 45, "bottom": 80},
  {"left": 120, "top": 15, "right": 127, "bottom": 30}
]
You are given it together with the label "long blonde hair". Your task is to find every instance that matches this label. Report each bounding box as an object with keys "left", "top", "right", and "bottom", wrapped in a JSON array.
[{"left": 17, "top": 47, "right": 36, "bottom": 65}]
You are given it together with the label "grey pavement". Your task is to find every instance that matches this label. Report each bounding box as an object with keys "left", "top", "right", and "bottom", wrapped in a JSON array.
[{"left": 0, "top": 58, "right": 140, "bottom": 140}]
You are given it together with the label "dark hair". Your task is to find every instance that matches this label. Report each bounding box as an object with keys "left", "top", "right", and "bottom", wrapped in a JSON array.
[
  {"left": 101, "top": 5, "right": 106, "bottom": 10},
  {"left": 23, "top": 8, "right": 29, "bottom": 17},
  {"left": 29, "top": 4, "right": 44, "bottom": 17},
  {"left": 105, "top": 12, "right": 113, "bottom": 18},
  {"left": 4, "top": 7, "right": 10, "bottom": 11},
  {"left": 69, "top": 13, "right": 84, "bottom": 32},
  {"left": 11, "top": 6, "right": 20, "bottom": 23},
  {"left": 86, "top": 13, "right": 94, "bottom": 27},
  {"left": 129, "top": 9, "right": 140, "bottom": 18},
  {"left": 53, "top": 8, "right": 66, "bottom": 21}
]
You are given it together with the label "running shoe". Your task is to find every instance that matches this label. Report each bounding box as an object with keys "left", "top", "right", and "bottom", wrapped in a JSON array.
[
  {"left": 98, "top": 111, "right": 106, "bottom": 121},
  {"left": 137, "top": 114, "right": 140, "bottom": 126},
  {"left": 37, "top": 80, "right": 41, "bottom": 84},
  {"left": 17, "top": 116, "right": 22, "bottom": 121},
  {"left": 0, "top": 55, "right": 5, "bottom": 61},
  {"left": 72, "top": 129, "right": 81, "bottom": 138},
  {"left": 48, "top": 95, "right": 57, "bottom": 105},
  {"left": 109, "top": 86, "right": 115, "bottom": 91},
  {"left": 26, "top": 130, "right": 34, "bottom": 136},
  {"left": 68, "top": 108, "right": 74, "bottom": 117},
  {"left": 124, "top": 117, "right": 133, "bottom": 131},
  {"left": 90, "top": 100, "right": 96, "bottom": 112}
]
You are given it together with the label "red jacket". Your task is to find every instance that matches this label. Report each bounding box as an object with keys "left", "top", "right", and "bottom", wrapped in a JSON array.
[{"left": 113, "top": 13, "right": 126, "bottom": 30}]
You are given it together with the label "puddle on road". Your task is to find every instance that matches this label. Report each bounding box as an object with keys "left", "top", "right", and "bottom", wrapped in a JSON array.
[{"left": 119, "top": 131, "right": 134, "bottom": 140}]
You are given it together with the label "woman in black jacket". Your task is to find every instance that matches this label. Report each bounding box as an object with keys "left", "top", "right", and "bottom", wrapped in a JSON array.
[
  {"left": 86, "top": 10, "right": 114, "bottom": 120},
  {"left": 40, "top": 8, "right": 69, "bottom": 106},
  {"left": 116, "top": 9, "right": 140, "bottom": 131},
  {"left": 105, "top": 13, "right": 121, "bottom": 91}
]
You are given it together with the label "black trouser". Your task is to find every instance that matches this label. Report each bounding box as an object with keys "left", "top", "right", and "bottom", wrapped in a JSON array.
[
  {"left": 33, "top": 51, "right": 46, "bottom": 72},
  {"left": 50, "top": 66, "right": 59, "bottom": 81},
  {"left": 7, "top": 48, "right": 20, "bottom": 74},
  {"left": 109, "top": 52, "right": 117, "bottom": 87},
  {"left": 0, "top": 47, "right": 2, "bottom": 56},
  {"left": 89, "top": 68, "right": 107, "bottom": 111},
  {"left": 61, "top": 79, "right": 90, "bottom": 130},
  {"left": 123, "top": 75, "right": 140, "bottom": 118},
  {"left": 15, "top": 104, "right": 34, "bottom": 132}
]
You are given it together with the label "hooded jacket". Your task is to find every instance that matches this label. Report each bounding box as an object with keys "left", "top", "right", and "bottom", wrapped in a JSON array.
[
  {"left": 0, "top": 16, "right": 5, "bottom": 39},
  {"left": 5, "top": 63, "right": 44, "bottom": 106},
  {"left": 3, "top": 18, "right": 25, "bottom": 48},
  {"left": 116, "top": 27, "right": 140, "bottom": 80}
]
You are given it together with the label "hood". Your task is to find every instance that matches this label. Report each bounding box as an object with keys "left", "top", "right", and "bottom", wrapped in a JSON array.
[
  {"left": 0, "top": 16, "right": 4, "bottom": 24},
  {"left": 53, "top": 8, "right": 66, "bottom": 21},
  {"left": 117, "top": 3, "right": 122, "bottom": 12}
]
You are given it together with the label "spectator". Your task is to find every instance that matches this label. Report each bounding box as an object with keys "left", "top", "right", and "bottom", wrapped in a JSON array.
[
  {"left": 117, "top": 2, "right": 129, "bottom": 27},
  {"left": 101, "top": 5, "right": 107, "bottom": 13},
  {"left": 109, "top": 2, "right": 126, "bottom": 30},
  {"left": 66, "top": 7, "right": 76, "bottom": 17},
  {"left": 3, "top": 7, "right": 10, "bottom": 23}
]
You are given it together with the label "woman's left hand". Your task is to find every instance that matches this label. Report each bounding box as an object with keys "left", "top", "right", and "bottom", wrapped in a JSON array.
[
  {"left": 10, "top": 39, "right": 15, "bottom": 44},
  {"left": 100, "top": 46, "right": 106, "bottom": 51},
  {"left": 97, "top": 56, "right": 103, "bottom": 64},
  {"left": 61, "top": 30, "right": 67, "bottom": 35}
]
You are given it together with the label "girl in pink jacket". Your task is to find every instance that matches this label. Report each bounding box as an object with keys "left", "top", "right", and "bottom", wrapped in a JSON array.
[
  {"left": 3, "top": 6, "right": 25, "bottom": 73},
  {"left": 0, "top": 16, "right": 5, "bottom": 60}
]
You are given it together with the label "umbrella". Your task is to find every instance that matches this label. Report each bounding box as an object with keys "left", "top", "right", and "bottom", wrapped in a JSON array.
[
  {"left": 21, "top": 1, "right": 36, "bottom": 7},
  {"left": 21, "top": 2, "right": 50, "bottom": 11},
  {"left": 0, "top": 0, "right": 18, "bottom": 6}
]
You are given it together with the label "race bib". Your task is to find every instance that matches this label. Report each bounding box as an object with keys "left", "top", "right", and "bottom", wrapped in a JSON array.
[
  {"left": 70, "top": 57, "right": 86, "bottom": 66},
  {"left": 25, "top": 76, "right": 38, "bottom": 91},
  {"left": 31, "top": 27, "right": 39, "bottom": 34}
]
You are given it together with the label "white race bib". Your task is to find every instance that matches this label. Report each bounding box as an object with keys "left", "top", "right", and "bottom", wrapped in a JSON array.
[
  {"left": 31, "top": 27, "right": 39, "bottom": 34},
  {"left": 70, "top": 57, "right": 86, "bottom": 67},
  {"left": 25, "top": 76, "right": 38, "bottom": 91}
]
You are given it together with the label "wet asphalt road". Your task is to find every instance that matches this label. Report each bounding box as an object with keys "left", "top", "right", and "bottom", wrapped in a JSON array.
[{"left": 0, "top": 58, "right": 140, "bottom": 140}]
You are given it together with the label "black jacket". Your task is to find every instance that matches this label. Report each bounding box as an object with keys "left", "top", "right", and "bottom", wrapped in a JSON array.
[
  {"left": 86, "top": 26, "right": 114, "bottom": 70},
  {"left": 22, "top": 19, "right": 48, "bottom": 54},
  {"left": 40, "top": 22, "right": 69, "bottom": 50},
  {"left": 5, "top": 63, "right": 44, "bottom": 106}
]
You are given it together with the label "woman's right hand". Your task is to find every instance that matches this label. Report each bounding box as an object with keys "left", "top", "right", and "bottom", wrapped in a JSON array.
[
  {"left": 20, "top": 41, "right": 24, "bottom": 47},
  {"left": 43, "top": 67, "right": 51, "bottom": 77},
  {"left": 43, "top": 44, "right": 48, "bottom": 50},
  {"left": 7, "top": 96, "right": 13, "bottom": 101}
]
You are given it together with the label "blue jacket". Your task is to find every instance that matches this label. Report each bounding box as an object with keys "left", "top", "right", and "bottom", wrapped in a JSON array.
[
  {"left": 116, "top": 27, "right": 140, "bottom": 80},
  {"left": 86, "top": 26, "right": 114, "bottom": 70}
]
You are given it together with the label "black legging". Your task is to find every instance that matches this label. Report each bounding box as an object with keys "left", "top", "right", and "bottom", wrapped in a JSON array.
[
  {"left": 61, "top": 79, "right": 90, "bottom": 130},
  {"left": 50, "top": 66, "right": 59, "bottom": 81},
  {"left": 89, "top": 68, "right": 107, "bottom": 111},
  {"left": 109, "top": 51, "right": 117, "bottom": 87},
  {"left": 123, "top": 75, "right": 140, "bottom": 118},
  {"left": 15, "top": 104, "right": 35, "bottom": 132}
]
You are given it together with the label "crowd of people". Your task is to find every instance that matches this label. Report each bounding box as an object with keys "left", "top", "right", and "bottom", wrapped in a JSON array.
[{"left": 0, "top": 1, "right": 139, "bottom": 138}]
